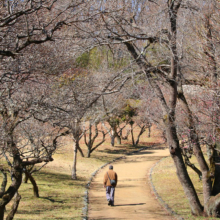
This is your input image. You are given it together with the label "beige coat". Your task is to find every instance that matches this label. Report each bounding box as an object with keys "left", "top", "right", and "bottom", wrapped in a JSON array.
[{"left": 103, "top": 169, "right": 118, "bottom": 187}]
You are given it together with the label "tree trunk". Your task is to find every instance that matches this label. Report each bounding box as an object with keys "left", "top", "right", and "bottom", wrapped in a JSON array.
[
  {"left": 23, "top": 173, "right": 29, "bottom": 183},
  {"left": 114, "top": 124, "right": 121, "bottom": 145},
  {"left": 124, "top": 45, "right": 204, "bottom": 215},
  {"left": 122, "top": 128, "right": 130, "bottom": 140},
  {"left": 212, "top": 165, "right": 220, "bottom": 196},
  {"left": 77, "top": 145, "right": 84, "bottom": 157},
  {"left": 71, "top": 141, "right": 78, "bottom": 180},
  {"left": 0, "top": 206, "right": 5, "bottom": 220},
  {"left": 110, "top": 135, "right": 115, "bottom": 147},
  {"left": 131, "top": 124, "right": 135, "bottom": 146},
  {"left": 211, "top": 147, "right": 220, "bottom": 196},
  {"left": 182, "top": 148, "right": 202, "bottom": 180},
  {"left": 121, "top": 1, "right": 204, "bottom": 215},
  {"left": 177, "top": 82, "right": 212, "bottom": 211},
  {"left": 0, "top": 153, "right": 23, "bottom": 220},
  {"left": 167, "top": 1, "right": 203, "bottom": 215},
  {"left": 85, "top": 121, "right": 103, "bottom": 157},
  {"left": 135, "top": 125, "right": 146, "bottom": 146},
  {"left": 0, "top": 171, "right": 7, "bottom": 197},
  {"left": 165, "top": 118, "right": 204, "bottom": 215},
  {"left": 207, "top": 193, "right": 220, "bottom": 217},
  {"left": 116, "top": 135, "right": 121, "bottom": 145},
  {"left": 87, "top": 147, "right": 91, "bottom": 158},
  {"left": 24, "top": 171, "right": 39, "bottom": 197},
  {"left": 203, "top": 13, "right": 220, "bottom": 218},
  {"left": 148, "top": 125, "right": 151, "bottom": 138},
  {"left": 6, "top": 192, "right": 21, "bottom": 220}
]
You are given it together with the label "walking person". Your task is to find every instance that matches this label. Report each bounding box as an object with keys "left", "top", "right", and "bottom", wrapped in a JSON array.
[{"left": 103, "top": 165, "right": 118, "bottom": 206}]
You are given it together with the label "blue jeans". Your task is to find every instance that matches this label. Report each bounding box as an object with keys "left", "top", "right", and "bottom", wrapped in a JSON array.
[{"left": 106, "top": 186, "right": 115, "bottom": 205}]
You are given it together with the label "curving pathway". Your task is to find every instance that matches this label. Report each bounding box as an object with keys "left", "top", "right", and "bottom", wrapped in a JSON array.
[{"left": 88, "top": 148, "right": 175, "bottom": 220}]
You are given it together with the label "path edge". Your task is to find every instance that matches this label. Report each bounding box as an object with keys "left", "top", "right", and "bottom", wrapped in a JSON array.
[{"left": 149, "top": 157, "right": 185, "bottom": 220}]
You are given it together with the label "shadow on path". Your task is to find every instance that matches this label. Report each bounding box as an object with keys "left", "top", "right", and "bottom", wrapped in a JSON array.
[{"left": 114, "top": 203, "right": 145, "bottom": 207}]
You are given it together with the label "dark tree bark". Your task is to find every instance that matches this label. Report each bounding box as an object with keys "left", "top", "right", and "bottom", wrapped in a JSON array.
[
  {"left": 0, "top": 153, "right": 23, "bottom": 219},
  {"left": 177, "top": 75, "right": 213, "bottom": 212},
  {"left": 148, "top": 124, "right": 151, "bottom": 138},
  {"left": 23, "top": 173, "right": 29, "bottom": 184},
  {"left": 209, "top": 146, "right": 220, "bottom": 196},
  {"left": 130, "top": 124, "right": 135, "bottom": 146},
  {"left": 0, "top": 206, "right": 4, "bottom": 220},
  {"left": 164, "top": 112, "right": 203, "bottom": 215},
  {"left": 166, "top": 1, "right": 203, "bottom": 214},
  {"left": 24, "top": 171, "right": 39, "bottom": 198},
  {"left": 6, "top": 192, "right": 21, "bottom": 220},
  {"left": 182, "top": 147, "right": 202, "bottom": 180},
  {"left": 23, "top": 164, "right": 34, "bottom": 184},
  {"left": 0, "top": 170, "right": 7, "bottom": 198},
  {"left": 120, "top": 127, "right": 130, "bottom": 140},
  {"left": 130, "top": 124, "right": 146, "bottom": 146},
  {"left": 77, "top": 145, "right": 84, "bottom": 158},
  {"left": 84, "top": 122, "right": 106, "bottom": 158},
  {"left": 135, "top": 125, "right": 146, "bottom": 146}
]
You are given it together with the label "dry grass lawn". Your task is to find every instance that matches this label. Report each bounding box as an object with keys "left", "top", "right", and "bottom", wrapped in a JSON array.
[
  {"left": 3, "top": 125, "right": 162, "bottom": 219},
  {"left": 4, "top": 124, "right": 212, "bottom": 220},
  {"left": 152, "top": 155, "right": 218, "bottom": 220}
]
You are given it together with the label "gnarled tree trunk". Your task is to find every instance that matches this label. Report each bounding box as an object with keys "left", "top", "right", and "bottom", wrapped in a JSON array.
[
  {"left": 6, "top": 192, "right": 21, "bottom": 220},
  {"left": 0, "top": 154, "right": 23, "bottom": 219},
  {"left": 71, "top": 139, "right": 78, "bottom": 180},
  {"left": 24, "top": 171, "right": 39, "bottom": 198},
  {"left": 134, "top": 125, "right": 146, "bottom": 146},
  {"left": 120, "top": 1, "right": 204, "bottom": 214},
  {"left": 164, "top": 116, "right": 203, "bottom": 215},
  {"left": 0, "top": 170, "right": 7, "bottom": 197}
]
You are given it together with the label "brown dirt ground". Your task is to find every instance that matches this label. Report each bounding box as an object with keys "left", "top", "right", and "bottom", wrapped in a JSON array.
[{"left": 88, "top": 148, "right": 175, "bottom": 220}]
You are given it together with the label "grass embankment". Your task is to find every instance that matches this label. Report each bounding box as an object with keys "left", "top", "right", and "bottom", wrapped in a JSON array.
[
  {"left": 3, "top": 125, "right": 162, "bottom": 219},
  {"left": 152, "top": 156, "right": 218, "bottom": 220}
]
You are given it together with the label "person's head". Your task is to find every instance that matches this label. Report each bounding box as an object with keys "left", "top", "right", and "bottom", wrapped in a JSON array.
[{"left": 109, "top": 165, "right": 113, "bottom": 170}]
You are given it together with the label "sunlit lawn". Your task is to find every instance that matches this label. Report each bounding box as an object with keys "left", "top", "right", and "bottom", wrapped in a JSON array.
[
  {"left": 2, "top": 125, "right": 162, "bottom": 219},
  {"left": 152, "top": 155, "right": 218, "bottom": 220}
]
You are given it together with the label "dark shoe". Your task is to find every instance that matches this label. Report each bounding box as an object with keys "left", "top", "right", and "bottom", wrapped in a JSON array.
[
  {"left": 110, "top": 203, "right": 114, "bottom": 206},
  {"left": 107, "top": 200, "right": 111, "bottom": 206}
]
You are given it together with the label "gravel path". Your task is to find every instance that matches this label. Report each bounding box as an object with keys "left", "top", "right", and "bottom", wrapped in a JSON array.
[{"left": 88, "top": 148, "right": 175, "bottom": 220}]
